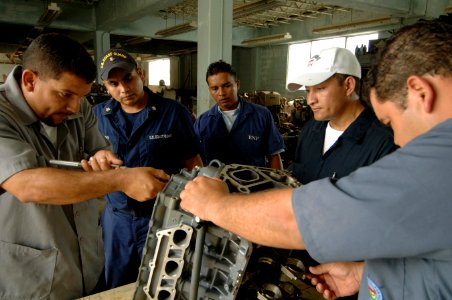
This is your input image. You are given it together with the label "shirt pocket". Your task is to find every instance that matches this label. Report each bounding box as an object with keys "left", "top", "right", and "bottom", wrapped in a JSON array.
[
  {"left": 144, "top": 136, "right": 176, "bottom": 164},
  {"left": 105, "top": 135, "right": 120, "bottom": 155},
  {"left": 0, "top": 240, "right": 57, "bottom": 299}
]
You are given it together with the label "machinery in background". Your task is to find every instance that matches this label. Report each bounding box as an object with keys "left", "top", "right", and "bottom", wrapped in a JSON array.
[
  {"left": 242, "top": 91, "right": 312, "bottom": 129},
  {"left": 278, "top": 97, "right": 312, "bottom": 167},
  {"left": 243, "top": 91, "right": 282, "bottom": 127},
  {"left": 243, "top": 91, "right": 312, "bottom": 167},
  {"left": 286, "top": 97, "right": 312, "bottom": 129},
  {"left": 86, "top": 83, "right": 109, "bottom": 105},
  {"left": 133, "top": 161, "right": 305, "bottom": 300}
]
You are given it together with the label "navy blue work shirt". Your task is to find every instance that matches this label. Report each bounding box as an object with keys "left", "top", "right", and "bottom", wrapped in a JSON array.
[
  {"left": 93, "top": 87, "right": 199, "bottom": 210},
  {"left": 288, "top": 106, "right": 398, "bottom": 184},
  {"left": 194, "top": 98, "right": 285, "bottom": 167}
]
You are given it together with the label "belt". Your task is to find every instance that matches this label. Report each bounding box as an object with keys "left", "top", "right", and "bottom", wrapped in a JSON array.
[{"left": 112, "top": 207, "right": 153, "bottom": 218}]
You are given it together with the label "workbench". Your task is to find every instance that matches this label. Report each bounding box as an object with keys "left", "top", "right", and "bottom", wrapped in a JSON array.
[
  {"left": 79, "top": 281, "right": 323, "bottom": 300},
  {"left": 79, "top": 283, "right": 134, "bottom": 300}
]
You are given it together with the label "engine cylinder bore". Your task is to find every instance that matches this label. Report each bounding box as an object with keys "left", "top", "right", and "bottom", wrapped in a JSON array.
[
  {"left": 259, "top": 283, "right": 283, "bottom": 300},
  {"left": 165, "top": 260, "right": 181, "bottom": 277},
  {"left": 157, "top": 290, "right": 171, "bottom": 300},
  {"left": 172, "top": 229, "right": 189, "bottom": 247}
]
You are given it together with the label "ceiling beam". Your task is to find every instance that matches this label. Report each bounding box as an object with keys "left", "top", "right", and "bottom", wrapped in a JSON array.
[
  {"left": 0, "top": 0, "right": 96, "bottom": 31},
  {"left": 95, "top": 0, "right": 181, "bottom": 32},
  {"left": 316, "top": 0, "right": 412, "bottom": 15}
]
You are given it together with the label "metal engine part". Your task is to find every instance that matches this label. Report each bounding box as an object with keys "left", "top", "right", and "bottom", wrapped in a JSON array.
[
  {"left": 133, "top": 160, "right": 301, "bottom": 300},
  {"left": 237, "top": 246, "right": 309, "bottom": 300}
]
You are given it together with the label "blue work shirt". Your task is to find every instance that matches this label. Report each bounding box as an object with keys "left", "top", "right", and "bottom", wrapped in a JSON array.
[
  {"left": 93, "top": 87, "right": 199, "bottom": 211},
  {"left": 294, "top": 119, "right": 452, "bottom": 300},
  {"left": 288, "top": 106, "right": 398, "bottom": 184},
  {"left": 194, "top": 98, "right": 285, "bottom": 166}
]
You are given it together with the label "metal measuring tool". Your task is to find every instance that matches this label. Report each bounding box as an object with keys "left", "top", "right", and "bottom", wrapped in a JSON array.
[{"left": 48, "top": 159, "right": 123, "bottom": 169}]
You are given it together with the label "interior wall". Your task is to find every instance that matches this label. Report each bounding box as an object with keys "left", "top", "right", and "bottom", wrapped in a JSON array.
[
  {"left": 232, "top": 45, "right": 301, "bottom": 101},
  {"left": 175, "top": 45, "right": 301, "bottom": 109},
  {"left": 0, "top": 60, "right": 15, "bottom": 83},
  {"left": 255, "top": 45, "right": 291, "bottom": 98},
  {"left": 232, "top": 47, "right": 254, "bottom": 94},
  {"left": 179, "top": 53, "right": 197, "bottom": 91},
  {"left": 178, "top": 53, "right": 198, "bottom": 113}
]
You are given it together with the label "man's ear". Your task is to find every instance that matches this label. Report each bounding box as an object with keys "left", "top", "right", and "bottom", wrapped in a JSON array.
[
  {"left": 406, "top": 75, "right": 434, "bottom": 113},
  {"left": 136, "top": 68, "right": 146, "bottom": 82},
  {"left": 22, "top": 69, "right": 37, "bottom": 92},
  {"left": 344, "top": 76, "right": 356, "bottom": 96}
]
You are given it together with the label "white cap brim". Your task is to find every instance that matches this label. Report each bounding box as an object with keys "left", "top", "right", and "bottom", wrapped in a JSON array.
[{"left": 286, "top": 71, "right": 335, "bottom": 91}]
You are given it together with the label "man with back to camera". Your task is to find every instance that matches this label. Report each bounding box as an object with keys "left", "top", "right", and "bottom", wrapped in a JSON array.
[
  {"left": 0, "top": 33, "right": 169, "bottom": 299},
  {"left": 287, "top": 47, "right": 397, "bottom": 184},
  {"left": 194, "top": 60, "right": 285, "bottom": 169},
  {"left": 94, "top": 48, "right": 202, "bottom": 289},
  {"left": 180, "top": 19, "right": 452, "bottom": 300}
]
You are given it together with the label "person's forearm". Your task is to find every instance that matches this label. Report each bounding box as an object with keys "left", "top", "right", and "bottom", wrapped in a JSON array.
[
  {"left": 210, "top": 188, "right": 304, "bottom": 249},
  {"left": 268, "top": 154, "right": 283, "bottom": 170},
  {"left": 2, "top": 167, "right": 126, "bottom": 205},
  {"left": 353, "top": 261, "right": 365, "bottom": 283}
]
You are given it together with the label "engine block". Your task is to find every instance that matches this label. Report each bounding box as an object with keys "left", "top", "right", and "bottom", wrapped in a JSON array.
[{"left": 133, "top": 161, "right": 301, "bottom": 300}]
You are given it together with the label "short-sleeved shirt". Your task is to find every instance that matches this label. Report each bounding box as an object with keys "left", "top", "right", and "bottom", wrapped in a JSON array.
[
  {"left": 288, "top": 106, "right": 398, "bottom": 184},
  {"left": 293, "top": 119, "right": 452, "bottom": 299},
  {"left": 0, "top": 66, "right": 110, "bottom": 299},
  {"left": 93, "top": 87, "right": 199, "bottom": 211},
  {"left": 194, "top": 98, "right": 285, "bottom": 166}
]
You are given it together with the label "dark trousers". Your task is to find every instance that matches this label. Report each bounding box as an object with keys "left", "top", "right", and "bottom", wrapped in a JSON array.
[{"left": 101, "top": 204, "right": 150, "bottom": 289}]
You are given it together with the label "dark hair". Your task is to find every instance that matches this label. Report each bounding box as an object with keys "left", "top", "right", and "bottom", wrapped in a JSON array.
[
  {"left": 22, "top": 33, "right": 96, "bottom": 83},
  {"left": 335, "top": 73, "right": 359, "bottom": 84},
  {"left": 366, "top": 19, "right": 452, "bottom": 109},
  {"left": 205, "top": 60, "right": 237, "bottom": 82}
]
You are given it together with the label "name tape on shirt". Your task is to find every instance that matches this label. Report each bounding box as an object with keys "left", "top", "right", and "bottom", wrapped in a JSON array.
[{"left": 149, "top": 134, "right": 173, "bottom": 140}]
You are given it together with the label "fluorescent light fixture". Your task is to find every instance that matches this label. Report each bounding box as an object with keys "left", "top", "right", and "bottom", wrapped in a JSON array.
[
  {"left": 312, "top": 17, "right": 400, "bottom": 34},
  {"left": 37, "top": 2, "right": 61, "bottom": 26},
  {"left": 242, "top": 32, "right": 292, "bottom": 46},
  {"left": 234, "top": 0, "right": 284, "bottom": 19},
  {"left": 155, "top": 22, "right": 197, "bottom": 37},
  {"left": 125, "top": 36, "right": 152, "bottom": 45}
]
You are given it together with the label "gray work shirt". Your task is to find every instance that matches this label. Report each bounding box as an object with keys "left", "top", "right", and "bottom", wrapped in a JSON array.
[
  {"left": 293, "top": 119, "right": 452, "bottom": 300},
  {"left": 0, "top": 66, "right": 111, "bottom": 299}
]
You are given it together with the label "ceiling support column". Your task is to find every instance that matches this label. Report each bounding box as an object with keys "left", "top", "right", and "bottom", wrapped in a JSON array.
[
  {"left": 94, "top": 30, "right": 110, "bottom": 83},
  {"left": 196, "top": 0, "right": 233, "bottom": 115}
]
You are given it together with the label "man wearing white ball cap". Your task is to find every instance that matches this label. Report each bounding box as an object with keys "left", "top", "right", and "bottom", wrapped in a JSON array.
[
  {"left": 287, "top": 47, "right": 396, "bottom": 185},
  {"left": 286, "top": 48, "right": 396, "bottom": 299}
]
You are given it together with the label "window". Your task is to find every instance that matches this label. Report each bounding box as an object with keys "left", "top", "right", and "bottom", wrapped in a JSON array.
[
  {"left": 287, "top": 33, "right": 378, "bottom": 86},
  {"left": 311, "top": 37, "right": 345, "bottom": 55},
  {"left": 148, "top": 58, "right": 170, "bottom": 86},
  {"left": 287, "top": 42, "right": 311, "bottom": 84},
  {"left": 345, "top": 33, "right": 379, "bottom": 53}
]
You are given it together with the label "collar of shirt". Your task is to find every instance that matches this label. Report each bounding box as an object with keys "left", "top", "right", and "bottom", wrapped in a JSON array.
[
  {"left": 218, "top": 103, "right": 241, "bottom": 131},
  {"left": 311, "top": 106, "right": 376, "bottom": 143}
]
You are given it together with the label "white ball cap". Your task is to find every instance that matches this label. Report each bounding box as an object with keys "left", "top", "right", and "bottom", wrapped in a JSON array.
[{"left": 287, "top": 47, "right": 361, "bottom": 91}]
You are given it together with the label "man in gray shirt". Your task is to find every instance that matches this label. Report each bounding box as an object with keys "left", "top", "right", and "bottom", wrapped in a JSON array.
[
  {"left": 180, "top": 19, "right": 452, "bottom": 300},
  {"left": 0, "top": 33, "right": 169, "bottom": 299}
]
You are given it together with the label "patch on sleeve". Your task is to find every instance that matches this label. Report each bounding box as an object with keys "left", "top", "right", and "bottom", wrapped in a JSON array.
[{"left": 367, "top": 276, "right": 383, "bottom": 300}]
